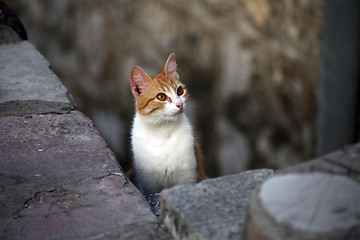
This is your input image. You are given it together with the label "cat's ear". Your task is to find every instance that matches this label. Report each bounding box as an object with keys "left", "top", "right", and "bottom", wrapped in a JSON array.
[
  {"left": 129, "top": 66, "right": 151, "bottom": 97},
  {"left": 163, "top": 53, "right": 179, "bottom": 80}
]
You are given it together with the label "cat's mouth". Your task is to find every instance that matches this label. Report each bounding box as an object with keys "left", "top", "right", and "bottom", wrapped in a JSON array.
[{"left": 174, "top": 109, "right": 183, "bottom": 116}]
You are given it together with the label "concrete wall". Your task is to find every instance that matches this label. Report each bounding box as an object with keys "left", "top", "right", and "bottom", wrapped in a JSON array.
[{"left": 7, "top": 0, "right": 323, "bottom": 176}]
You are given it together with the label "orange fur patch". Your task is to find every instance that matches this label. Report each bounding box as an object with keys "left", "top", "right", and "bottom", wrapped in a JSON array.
[
  {"left": 194, "top": 139, "right": 209, "bottom": 181},
  {"left": 135, "top": 72, "right": 187, "bottom": 116}
]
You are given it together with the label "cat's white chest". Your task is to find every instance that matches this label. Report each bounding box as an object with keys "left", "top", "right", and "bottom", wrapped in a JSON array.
[{"left": 131, "top": 113, "right": 197, "bottom": 194}]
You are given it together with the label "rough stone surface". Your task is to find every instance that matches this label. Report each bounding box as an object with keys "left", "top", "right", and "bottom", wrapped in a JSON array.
[
  {"left": 0, "top": 111, "right": 158, "bottom": 239},
  {"left": 280, "top": 143, "right": 360, "bottom": 182},
  {"left": 0, "top": 41, "right": 74, "bottom": 116},
  {"left": 0, "top": 36, "right": 159, "bottom": 238},
  {"left": 0, "top": 111, "right": 120, "bottom": 176},
  {"left": 160, "top": 169, "right": 274, "bottom": 240},
  {"left": 0, "top": 99, "right": 75, "bottom": 117},
  {"left": 1, "top": 173, "right": 157, "bottom": 240},
  {"left": 95, "top": 222, "right": 169, "bottom": 240}
]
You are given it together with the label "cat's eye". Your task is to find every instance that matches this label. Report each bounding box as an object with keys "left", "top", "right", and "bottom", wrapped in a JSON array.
[
  {"left": 177, "top": 86, "right": 184, "bottom": 96},
  {"left": 156, "top": 93, "right": 167, "bottom": 101}
]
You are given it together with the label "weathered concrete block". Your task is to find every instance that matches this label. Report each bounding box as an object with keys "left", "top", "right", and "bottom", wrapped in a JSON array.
[
  {"left": 1, "top": 173, "right": 158, "bottom": 240},
  {"left": 322, "top": 144, "right": 360, "bottom": 174},
  {"left": 0, "top": 111, "right": 159, "bottom": 239},
  {"left": 0, "top": 41, "right": 74, "bottom": 116},
  {"left": 160, "top": 169, "right": 274, "bottom": 240},
  {"left": 280, "top": 143, "right": 360, "bottom": 182},
  {"left": 244, "top": 172, "right": 360, "bottom": 240},
  {"left": 0, "top": 21, "right": 160, "bottom": 239},
  {"left": 0, "top": 111, "right": 119, "bottom": 176}
]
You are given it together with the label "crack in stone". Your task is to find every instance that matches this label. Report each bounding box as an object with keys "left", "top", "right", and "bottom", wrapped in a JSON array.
[
  {"left": 10, "top": 171, "right": 130, "bottom": 221},
  {"left": 85, "top": 173, "right": 111, "bottom": 181},
  {"left": 12, "top": 188, "right": 58, "bottom": 219},
  {"left": 304, "top": 175, "right": 331, "bottom": 233},
  {"left": 23, "top": 188, "right": 59, "bottom": 209},
  {"left": 111, "top": 172, "right": 131, "bottom": 187},
  {"left": 13, "top": 186, "right": 85, "bottom": 219}
]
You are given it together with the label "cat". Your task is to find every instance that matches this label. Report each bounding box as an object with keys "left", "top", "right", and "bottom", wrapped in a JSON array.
[{"left": 128, "top": 53, "right": 208, "bottom": 194}]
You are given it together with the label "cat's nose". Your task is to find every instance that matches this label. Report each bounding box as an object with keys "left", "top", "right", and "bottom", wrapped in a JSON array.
[{"left": 176, "top": 102, "right": 183, "bottom": 111}]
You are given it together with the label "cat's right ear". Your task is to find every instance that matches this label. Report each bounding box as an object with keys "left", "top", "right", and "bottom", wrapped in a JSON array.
[{"left": 129, "top": 66, "right": 151, "bottom": 97}]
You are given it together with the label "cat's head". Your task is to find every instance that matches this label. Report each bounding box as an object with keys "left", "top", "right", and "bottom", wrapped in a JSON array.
[{"left": 129, "top": 53, "right": 187, "bottom": 124}]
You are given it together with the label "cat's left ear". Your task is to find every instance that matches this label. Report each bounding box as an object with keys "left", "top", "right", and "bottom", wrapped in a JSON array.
[
  {"left": 163, "top": 53, "right": 179, "bottom": 80},
  {"left": 129, "top": 66, "right": 151, "bottom": 97}
]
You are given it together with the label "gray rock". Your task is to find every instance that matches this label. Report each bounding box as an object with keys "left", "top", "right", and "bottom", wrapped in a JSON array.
[
  {"left": 0, "top": 112, "right": 159, "bottom": 239},
  {"left": 322, "top": 144, "right": 360, "bottom": 174},
  {"left": 280, "top": 143, "right": 360, "bottom": 182},
  {"left": 0, "top": 31, "right": 161, "bottom": 239},
  {"left": 160, "top": 169, "right": 274, "bottom": 240},
  {"left": 95, "top": 222, "right": 169, "bottom": 240},
  {"left": 0, "top": 24, "right": 22, "bottom": 44},
  {"left": 0, "top": 111, "right": 119, "bottom": 176},
  {"left": 1, "top": 172, "right": 158, "bottom": 240},
  {"left": 245, "top": 172, "right": 360, "bottom": 240},
  {"left": 0, "top": 41, "right": 74, "bottom": 116}
]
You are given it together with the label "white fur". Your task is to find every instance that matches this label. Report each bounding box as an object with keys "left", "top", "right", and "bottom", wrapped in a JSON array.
[{"left": 131, "top": 111, "right": 197, "bottom": 194}]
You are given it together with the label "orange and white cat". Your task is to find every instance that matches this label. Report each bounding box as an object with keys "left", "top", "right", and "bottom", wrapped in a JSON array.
[{"left": 128, "top": 53, "right": 207, "bottom": 194}]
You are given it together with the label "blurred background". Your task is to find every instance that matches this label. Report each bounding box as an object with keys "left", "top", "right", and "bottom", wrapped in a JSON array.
[{"left": 6, "top": 0, "right": 359, "bottom": 177}]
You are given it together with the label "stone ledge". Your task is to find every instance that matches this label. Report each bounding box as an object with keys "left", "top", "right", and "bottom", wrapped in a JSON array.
[
  {"left": 160, "top": 169, "right": 274, "bottom": 240},
  {"left": 279, "top": 143, "right": 360, "bottom": 182},
  {"left": 0, "top": 41, "right": 72, "bottom": 116},
  {"left": 1, "top": 172, "right": 158, "bottom": 240},
  {"left": 159, "top": 144, "right": 360, "bottom": 240},
  {"left": 0, "top": 100, "right": 74, "bottom": 117},
  {"left": 0, "top": 34, "right": 159, "bottom": 239},
  {"left": 0, "top": 111, "right": 120, "bottom": 176},
  {"left": 0, "top": 109, "right": 159, "bottom": 239}
]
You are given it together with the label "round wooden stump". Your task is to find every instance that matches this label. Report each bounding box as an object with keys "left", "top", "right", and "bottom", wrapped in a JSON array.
[{"left": 244, "top": 172, "right": 360, "bottom": 240}]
